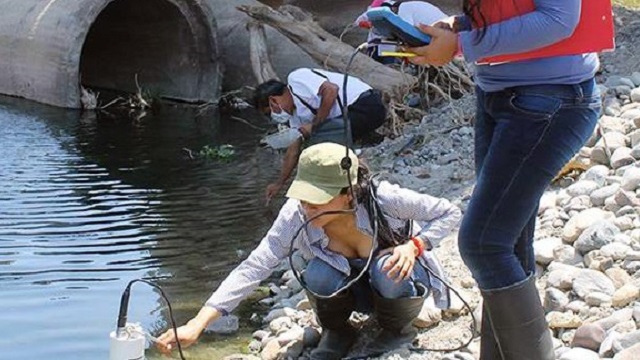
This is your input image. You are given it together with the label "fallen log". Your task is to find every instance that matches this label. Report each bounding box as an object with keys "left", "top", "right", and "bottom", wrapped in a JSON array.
[{"left": 237, "top": 4, "right": 417, "bottom": 96}]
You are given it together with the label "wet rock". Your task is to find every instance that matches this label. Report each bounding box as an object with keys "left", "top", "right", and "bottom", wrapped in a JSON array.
[
  {"left": 207, "top": 315, "right": 240, "bottom": 334},
  {"left": 571, "top": 323, "right": 606, "bottom": 351},
  {"left": 558, "top": 347, "right": 600, "bottom": 360},
  {"left": 260, "top": 338, "right": 281, "bottom": 360},
  {"left": 224, "top": 354, "right": 260, "bottom": 360},
  {"left": 296, "top": 298, "right": 311, "bottom": 311},
  {"left": 612, "top": 284, "right": 640, "bottom": 308},
  {"left": 269, "top": 317, "right": 293, "bottom": 334},
  {"left": 573, "top": 269, "right": 616, "bottom": 298},
  {"left": 302, "top": 326, "right": 321, "bottom": 348},
  {"left": 632, "top": 144, "right": 640, "bottom": 159},
  {"left": 276, "top": 325, "right": 304, "bottom": 345},
  {"left": 545, "top": 287, "right": 569, "bottom": 312},
  {"left": 253, "top": 330, "right": 270, "bottom": 341},
  {"left": 264, "top": 308, "right": 297, "bottom": 323},
  {"left": 277, "top": 339, "right": 303, "bottom": 359},
  {"left": 248, "top": 339, "right": 262, "bottom": 353}
]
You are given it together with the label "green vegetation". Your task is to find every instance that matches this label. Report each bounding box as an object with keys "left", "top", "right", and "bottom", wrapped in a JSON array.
[{"left": 198, "top": 144, "right": 235, "bottom": 161}]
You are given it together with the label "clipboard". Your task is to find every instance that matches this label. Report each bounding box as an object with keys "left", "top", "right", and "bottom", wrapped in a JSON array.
[{"left": 475, "top": 0, "right": 615, "bottom": 65}]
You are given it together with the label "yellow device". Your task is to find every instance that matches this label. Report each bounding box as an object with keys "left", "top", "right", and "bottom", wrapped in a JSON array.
[{"left": 380, "top": 51, "right": 417, "bottom": 58}]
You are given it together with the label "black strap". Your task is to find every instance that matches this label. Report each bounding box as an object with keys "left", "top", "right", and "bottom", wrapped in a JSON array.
[
  {"left": 288, "top": 69, "right": 345, "bottom": 116},
  {"left": 365, "top": 178, "right": 413, "bottom": 251}
]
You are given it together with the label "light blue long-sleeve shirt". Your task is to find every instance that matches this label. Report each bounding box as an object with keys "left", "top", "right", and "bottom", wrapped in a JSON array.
[
  {"left": 205, "top": 181, "right": 462, "bottom": 314},
  {"left": 459, "top": 0, "right": 600, "bottom": 92}
]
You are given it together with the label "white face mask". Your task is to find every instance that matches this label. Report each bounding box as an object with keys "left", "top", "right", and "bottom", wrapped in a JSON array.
[{"left": 270, "top": 108, "right": 292, "bottom": 124}]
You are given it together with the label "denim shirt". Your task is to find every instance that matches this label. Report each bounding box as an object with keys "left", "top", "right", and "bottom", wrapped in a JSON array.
[{"left": 206, "top": 181, "right": 462, "bottom": 314}]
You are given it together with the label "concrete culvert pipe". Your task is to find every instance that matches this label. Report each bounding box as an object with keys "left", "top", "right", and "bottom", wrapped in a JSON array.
[{"left": 0, "top": 0, "right": 222, "bottom": 108}]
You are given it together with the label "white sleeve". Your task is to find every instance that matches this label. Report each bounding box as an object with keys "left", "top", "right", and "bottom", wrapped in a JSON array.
[{"left": 375, "top": 181, "right": 461, "bottom": 248}]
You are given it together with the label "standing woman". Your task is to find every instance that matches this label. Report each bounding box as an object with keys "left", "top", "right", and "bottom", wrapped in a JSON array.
[{"left": 407, "top": 1, "right": 602, "bottom": 359}]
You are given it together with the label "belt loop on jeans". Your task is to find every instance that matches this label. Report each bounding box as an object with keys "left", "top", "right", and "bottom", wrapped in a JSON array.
[{"left": 573, "top": 83, "right": 584, "bottom": 102}]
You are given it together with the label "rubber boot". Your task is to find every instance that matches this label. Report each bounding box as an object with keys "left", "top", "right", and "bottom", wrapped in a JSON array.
[
  {"left": 306, "top": 290, "right": 357, "bottom": 360},
  {"left": 481, "top": 274, "right": 554, "bottom": 360},
  {"left": 365, "top": 283, "right": 427, "bottom": 356},
  {"left": 480, "top": 304, "right": 502, "bottom": 360}
]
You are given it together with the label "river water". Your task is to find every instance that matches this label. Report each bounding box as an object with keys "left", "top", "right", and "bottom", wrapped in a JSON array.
[{"left": 0, "top": 96, "right": 284, "bottom": 359}]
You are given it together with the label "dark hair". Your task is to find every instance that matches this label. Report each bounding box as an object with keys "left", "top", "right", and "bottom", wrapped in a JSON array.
[
  {"left": 341, "top": 162, "right": 407, "bottom": 250},
  {"left": 463, "top": 0, "right": 487, "bottom": 43},
  {"left": 253, "top": 79, "right": 287, "bottom": 110}
]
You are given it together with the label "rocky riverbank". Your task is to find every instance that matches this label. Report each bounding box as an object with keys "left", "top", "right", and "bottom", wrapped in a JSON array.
[{"left": 220, "top": 6, "right": 640, "bottom": 360}]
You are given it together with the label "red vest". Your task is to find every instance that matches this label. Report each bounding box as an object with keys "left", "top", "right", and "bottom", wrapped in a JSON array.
[{"left": 472, "top": 0, "right": 615, "bottom": 65}]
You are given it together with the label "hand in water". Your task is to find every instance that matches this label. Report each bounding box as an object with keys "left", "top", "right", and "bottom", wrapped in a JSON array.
[
  {"left": 265, "top": 182, "right": 284, "bottom": 205},
  {"left": 156, "top": 322, "right": 202, "bottom": 355}
]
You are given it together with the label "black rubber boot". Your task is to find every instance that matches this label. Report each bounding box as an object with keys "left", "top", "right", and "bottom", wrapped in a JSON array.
[
  {"left": 365, "top": 284, "right": 427, "bottom": 356},
  {"left": 480, "top": 304, "right": 502, "bottom": 360},
  {"left": 481, "top": 274, "right": 554, "bottom": 360},
  {"left": 306, "top": 290, "right": 357, "bottom": 360}
]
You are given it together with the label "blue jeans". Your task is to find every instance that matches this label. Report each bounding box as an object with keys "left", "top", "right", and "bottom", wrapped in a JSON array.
[
  {"left": 458, "top": 79, "right": 601, "bottom": 290},
  {"left": 303, "top": 255, "right": 429, "bottom": 313}
]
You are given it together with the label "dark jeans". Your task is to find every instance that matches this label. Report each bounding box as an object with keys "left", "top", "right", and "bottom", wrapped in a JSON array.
[
  {"left": 458, "top": 79, "right": 601, "bottom": 290},
  {"left": 303, "top": 255, "right": 429, "bottom": 313}
]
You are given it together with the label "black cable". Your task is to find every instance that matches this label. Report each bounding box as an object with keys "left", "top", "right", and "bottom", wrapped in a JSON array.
[
  {"left": 288, "top": 43, "right": 476, "bottom": 357},
  {"left": 116, "top": 279, "right": 186, "bottom": 360}
]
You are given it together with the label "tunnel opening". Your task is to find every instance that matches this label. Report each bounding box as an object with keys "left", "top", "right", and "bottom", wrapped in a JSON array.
[{"left": 80, "top": 0, "right": 216, "bottom": 104}]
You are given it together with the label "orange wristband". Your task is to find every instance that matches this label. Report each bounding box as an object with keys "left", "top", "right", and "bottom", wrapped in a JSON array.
[{"left": 410, "top": 236, "right": 425, "bottom": 257}]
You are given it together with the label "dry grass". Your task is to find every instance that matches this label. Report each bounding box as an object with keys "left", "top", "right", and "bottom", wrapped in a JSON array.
[{"left": 616, "top": 0, "right": 640, "bottom": 8}]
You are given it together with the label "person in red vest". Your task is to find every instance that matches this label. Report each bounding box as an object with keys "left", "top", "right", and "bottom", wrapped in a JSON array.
[{"left": 406, "top": 1, "right": 605, "bottom": 359}]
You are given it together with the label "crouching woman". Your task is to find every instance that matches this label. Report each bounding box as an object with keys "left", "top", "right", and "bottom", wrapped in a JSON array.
[{"left": 157, "top": 142, "right": 461, "bottom": 359}]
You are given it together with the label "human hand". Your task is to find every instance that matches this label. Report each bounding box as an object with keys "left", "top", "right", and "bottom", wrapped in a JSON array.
[
  {"left": 265, "top": 182, "right": 284, "bottom": 205},
  {"left": 379, "top": 243, "right": 417, "bottom": 282},
  {"left": 406, "top": 24, "right": 458, "bottom": 67},
  {"left": 156, "top": 322, "right": 203, "bottom": 355},
  {"left": 299, "top": 123, "right": 313, "bottom": 139}
]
